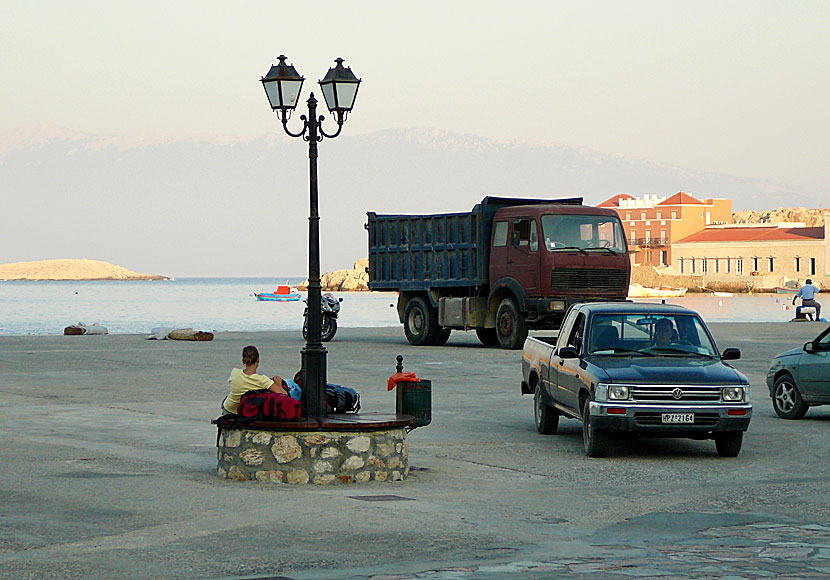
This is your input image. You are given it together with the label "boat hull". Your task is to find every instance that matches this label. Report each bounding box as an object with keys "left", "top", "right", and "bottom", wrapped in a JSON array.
[{"left": 255, "top": 293, "right": 301, "bottom": 301}]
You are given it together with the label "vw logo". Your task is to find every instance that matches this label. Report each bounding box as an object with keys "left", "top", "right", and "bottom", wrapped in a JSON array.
[{"left": 672, "top": 388, "right": 684, "bottom": 400}]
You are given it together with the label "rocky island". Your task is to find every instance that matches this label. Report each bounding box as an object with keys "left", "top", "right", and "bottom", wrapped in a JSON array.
[
  {"left": 297, "top": 258, "right": 369, "bottom": 291},
  {"left": 0, "top": 259, "right": 167, "bottom": 281}
]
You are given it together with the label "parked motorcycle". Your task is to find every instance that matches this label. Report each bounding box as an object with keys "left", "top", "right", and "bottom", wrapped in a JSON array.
[{"left": 302, "top": 293, "right": 342, "bottom": 342}]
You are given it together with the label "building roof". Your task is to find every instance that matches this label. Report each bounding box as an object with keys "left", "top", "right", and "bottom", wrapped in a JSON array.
[
  {"left": 658, "top": 191, "right": 704, "bottom": 206},
  {"left": 598, "top": 193, "right": 635, "bottom": 208},
  {"left": 676, "top": 226, "right": 824, "bottom": 244}
]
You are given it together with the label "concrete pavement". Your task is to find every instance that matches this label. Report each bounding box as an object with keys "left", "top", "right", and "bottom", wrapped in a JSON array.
[{"left": 0, "top": 322, "right": 829, "bottom": 579}]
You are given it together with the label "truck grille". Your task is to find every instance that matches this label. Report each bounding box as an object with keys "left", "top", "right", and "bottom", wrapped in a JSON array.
[
  {"left": 550, "top": 268, "right": 628, "bottom": 293},
  {"left": 634, "top": 412, "right": 719, "bottom": 427},
  {"left": 632, "top": 386, "right": 722, "bottom": 403}
]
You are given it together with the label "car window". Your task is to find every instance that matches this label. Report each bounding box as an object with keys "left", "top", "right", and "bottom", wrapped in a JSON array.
[
  {"left": 567, "top": 313, "right": 586, "bottom": 354},
  {"left": 590, "top": 312, "right": 718, "bottom": 356},
  {"left": 819, "top": 331, "right": 830, "bottom": 350}
]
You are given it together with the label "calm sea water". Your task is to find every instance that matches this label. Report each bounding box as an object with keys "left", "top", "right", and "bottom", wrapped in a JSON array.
[{"left": 0, "top": 277, "right": 807, "bottom": 336}]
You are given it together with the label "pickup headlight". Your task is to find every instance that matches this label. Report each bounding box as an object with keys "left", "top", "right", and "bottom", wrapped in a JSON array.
[
  {"left": 608, "top": 385, "right": 631, "bottom": 400},
  {"left": 722, "top": 386, "right": 745, "bottom": 402}
]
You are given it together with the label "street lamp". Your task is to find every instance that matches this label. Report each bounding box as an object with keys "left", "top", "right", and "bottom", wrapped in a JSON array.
[{"left": 261, "top": 55, "right": 361, "bottom": 419}]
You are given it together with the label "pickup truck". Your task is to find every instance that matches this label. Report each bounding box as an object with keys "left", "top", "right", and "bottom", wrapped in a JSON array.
[{"left": 521, "top": 302, "right": 752, "bottom": 457}]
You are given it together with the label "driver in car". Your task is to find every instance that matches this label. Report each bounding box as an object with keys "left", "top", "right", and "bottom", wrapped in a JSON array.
[{"left": 653, "top": 318, "right": 675, "bottom": 348}]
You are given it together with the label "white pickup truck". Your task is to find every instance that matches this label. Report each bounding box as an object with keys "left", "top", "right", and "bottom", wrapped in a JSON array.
[{"left": 521, "top": 301, "right": 752, "bottom": 457}]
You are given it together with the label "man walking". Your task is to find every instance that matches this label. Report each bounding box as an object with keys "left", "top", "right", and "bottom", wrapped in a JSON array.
[{"left": 793, "top": 278, "right": 822, "bottom": 321}]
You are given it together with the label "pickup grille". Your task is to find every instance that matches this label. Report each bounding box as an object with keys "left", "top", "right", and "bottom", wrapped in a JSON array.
[
  {"left": 632, "top": 386, "right": 721, "bottom": 404},
  {"left": 550, "top": 268, "right": 628, "bottom": 293},
  {"left": 634, "top": 412, "right": 719, "bottom": 427}
]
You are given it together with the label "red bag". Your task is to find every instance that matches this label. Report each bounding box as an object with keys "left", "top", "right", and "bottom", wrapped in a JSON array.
[{"left": 238, "top": 389, "right": 302, "bottom": 421}]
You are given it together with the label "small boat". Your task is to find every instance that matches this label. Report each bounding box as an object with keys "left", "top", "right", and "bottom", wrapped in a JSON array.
[
  {"left": 254, "top": 284, "right": 300, "bottom": 301},
  {"left": 628, "top": 284, "right": 687, "bottom": 298},
  {"left": 711, "top": 291, "right": 733, "bottom": 297},
  {"left": 776, "top": 280, "right": 800, "bottom": 294}
]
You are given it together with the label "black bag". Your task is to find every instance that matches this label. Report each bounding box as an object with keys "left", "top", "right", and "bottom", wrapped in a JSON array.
[
  {"left": 326, "top": 383, "right": 361, "bottom": 414},
  {"left": 293, "top": 371, "right": 360, "bottom": 414}
]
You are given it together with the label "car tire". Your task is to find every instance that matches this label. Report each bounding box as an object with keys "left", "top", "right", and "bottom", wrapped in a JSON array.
[
  {"left": 582, "top": 402, "right": 609, "bottom": 457},
  {"left": 772, "top": 375, "right": 808, "bottom": 420},
  {"left": 403, "top": 297, "right": 439, "bottom": 346},
  {"left": 534, "top": 388, "right": 559, "bottom": 434},
  {"left": 475, "top": 328, "right": 499, "bottom": 346},
  {"left": 714, "top": 432, "right": 743, "bottom": 457},
  {"left": 496, "top": 297, "right": 528, "bottom": 350}
]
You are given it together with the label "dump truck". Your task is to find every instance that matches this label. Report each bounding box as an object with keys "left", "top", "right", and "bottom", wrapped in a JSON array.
[{"left": 366, "top": 196, "right": 631, "bottom": 349}]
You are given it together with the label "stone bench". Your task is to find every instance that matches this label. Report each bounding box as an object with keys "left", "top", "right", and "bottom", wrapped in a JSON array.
[{"left": 212, "top": 413, "right": 414, "bottom": 485}]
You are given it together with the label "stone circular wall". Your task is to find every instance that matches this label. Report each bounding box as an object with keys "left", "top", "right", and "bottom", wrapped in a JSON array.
[{"left": 217, "top": 427, "right": 409, "bottom": 485}]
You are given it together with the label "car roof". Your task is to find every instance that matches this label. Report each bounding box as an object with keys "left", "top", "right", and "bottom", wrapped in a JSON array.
[{"left": 576, "top": 301, "right": 698, "bottom": 316}]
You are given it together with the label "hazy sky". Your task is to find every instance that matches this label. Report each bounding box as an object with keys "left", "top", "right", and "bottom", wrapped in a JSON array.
[{"left": 2, "top": 0, "right": 828, "bottom": 196}]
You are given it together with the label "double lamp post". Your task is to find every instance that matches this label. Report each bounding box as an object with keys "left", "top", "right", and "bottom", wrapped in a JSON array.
[{"left": 260, "top": 55, "right": 361, "bottom": 419}]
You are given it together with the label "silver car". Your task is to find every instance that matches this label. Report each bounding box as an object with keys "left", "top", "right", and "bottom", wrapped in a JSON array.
[{"left": 767, "top": 326, "right": 830, "bottom": 419}]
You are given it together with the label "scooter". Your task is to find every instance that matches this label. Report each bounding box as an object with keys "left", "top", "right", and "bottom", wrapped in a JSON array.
[{"left": 302, "top": 292, "right": 343, "bottom": 342}]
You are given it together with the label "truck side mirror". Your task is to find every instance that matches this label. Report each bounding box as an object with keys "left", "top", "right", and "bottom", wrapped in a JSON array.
[
  {"left": 558, "top": 346, "right": 579, "bottom": 359},
  {"left": 721, "top": 348, "right": 741, "bottom": 360}
]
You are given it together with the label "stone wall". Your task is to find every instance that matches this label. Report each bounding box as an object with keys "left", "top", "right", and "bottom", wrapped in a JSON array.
[{"left": 217, "top": 427, "right": 409, "bottom": 485}]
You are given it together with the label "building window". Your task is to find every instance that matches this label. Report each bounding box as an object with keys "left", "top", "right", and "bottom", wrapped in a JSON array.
[
  {"left": 679, "top": 258, "right": 684, "bottom": 273},
  {"left": 656, "top": 211, "right": 662, "bottom": 220},
  {"left": 714, "top": 258, "right": 719, "bottom": 273},
  {"left": 691, "top": 258, "right": 696, "bottom": 274},
  {"left": 753, "top": 257, "right": 759, "bottom": 272},
  {"left": 626, "top": 212, "right": 631, "bottom": 221},
  {"left": 645, "top": 230, "right": 651, "bottom": 243},
  {"left": 671, "top": 211, "right": 677, "bottom": 219},
  {"left": 795, "top": 256, "right": 801, "bottom": 272},
  {"left": 811, "top": 257, "right": 817, "bottom": 275},
  {"left": 768, "top": 257, "right": 774, "bottom": 272},
  {"left": 737, "top": 258, "right": 743, "bottom": 275},
  {"left": 660, "top": 250, "right": 667, "bottom": 266},
  {"left": 660, "top": 230, "right": 666, "bottom": 244},
  {"left": 726, "top": 258, "right": 731, "bottom": 273}
]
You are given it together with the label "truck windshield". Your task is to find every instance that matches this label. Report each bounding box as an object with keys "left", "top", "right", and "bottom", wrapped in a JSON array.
[
  {"left": 541, "top": 214, "right": 627, "bottom": 253},
  {"left": 588, "top": 313, "right": 718, "bottom": 357}
]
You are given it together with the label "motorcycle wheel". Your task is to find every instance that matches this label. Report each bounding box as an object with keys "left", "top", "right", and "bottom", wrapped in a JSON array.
[
  {"left": 302, "top": 318, "right": 308, "bottom": 341},
  {"left": 321, "top": 317, "right": 338, "bottom": 342}
]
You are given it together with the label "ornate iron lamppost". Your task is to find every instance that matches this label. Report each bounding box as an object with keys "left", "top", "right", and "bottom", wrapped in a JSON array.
[{"left": 260, "top": 55, "right": 361, "bottom": 419}]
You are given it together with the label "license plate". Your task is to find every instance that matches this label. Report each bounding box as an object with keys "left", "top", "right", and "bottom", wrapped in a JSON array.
[{"left": 662, "top": 413, "right": 694, "bottom": 424}]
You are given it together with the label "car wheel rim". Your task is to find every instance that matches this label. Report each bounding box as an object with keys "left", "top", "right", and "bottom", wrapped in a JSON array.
[{"left": 775, "top": 383, "right": 795, "bottom": 412}]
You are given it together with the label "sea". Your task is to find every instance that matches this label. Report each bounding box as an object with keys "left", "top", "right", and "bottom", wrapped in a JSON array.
[{"left": 0, "top": 277, "right": 805, "bottom": 336}]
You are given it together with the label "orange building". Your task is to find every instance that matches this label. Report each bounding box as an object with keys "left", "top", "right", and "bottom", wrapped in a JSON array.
[{"left": 599, "top": 192, "right": 732, "bottom": 266}]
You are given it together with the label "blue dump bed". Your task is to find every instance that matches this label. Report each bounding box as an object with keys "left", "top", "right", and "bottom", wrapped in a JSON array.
[{"left": 367, "top": 196, "right": 582, "bottom": 292}]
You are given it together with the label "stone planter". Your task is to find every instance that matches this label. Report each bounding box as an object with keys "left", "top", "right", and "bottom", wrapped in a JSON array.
[{"left": 217, "top": 427, "right": 409, "bottom": 485}]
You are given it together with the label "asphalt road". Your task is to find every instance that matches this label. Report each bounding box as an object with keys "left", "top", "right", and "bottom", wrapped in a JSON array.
[{"left": 0, "top": 321, "right": 828, "bottom": 579}]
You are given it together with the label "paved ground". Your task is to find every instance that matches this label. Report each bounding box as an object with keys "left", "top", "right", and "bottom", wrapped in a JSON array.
[{"left": 0, "top": 321, "right": 829, "bottom": 579}]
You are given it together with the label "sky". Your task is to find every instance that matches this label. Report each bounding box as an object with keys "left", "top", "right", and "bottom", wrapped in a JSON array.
[{"left": 2, "top": 0, "right": 828, "bottom": 194}]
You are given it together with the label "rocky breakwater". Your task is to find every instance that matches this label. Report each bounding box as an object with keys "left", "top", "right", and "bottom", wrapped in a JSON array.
[
  {"left": 0, "top": 259, "right": 167, "bottom": 281},
  {"left": 298, "top": 258, "right": 369, "bottom": 291}
]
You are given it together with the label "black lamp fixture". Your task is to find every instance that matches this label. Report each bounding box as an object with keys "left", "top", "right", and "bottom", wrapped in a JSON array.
[{"left": 260, "top": 55, "right": 361, "bottom": 420}]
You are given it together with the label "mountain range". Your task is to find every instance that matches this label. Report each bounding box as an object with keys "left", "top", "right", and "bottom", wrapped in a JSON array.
[{"left": 1, "top": 125, "right": 822, "bottom": 277}]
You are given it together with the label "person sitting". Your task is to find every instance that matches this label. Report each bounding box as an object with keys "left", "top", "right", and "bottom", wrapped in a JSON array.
[
  {"left": 221, "top": 345, "right": 289, "bottom": 416},
  {"left": 653, "top": 318, "right": 675, "bottom": 348},
  {"left": 793, "top": 279, "right": 822, "bottom": 322}
]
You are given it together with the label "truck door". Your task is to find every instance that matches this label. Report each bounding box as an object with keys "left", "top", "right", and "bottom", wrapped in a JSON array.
[
  {"left": 507, "top": 218, "right": 539, "bottom": 295},
  {"left": 552, "top": 311, "right": 586, "bottom": 413}
]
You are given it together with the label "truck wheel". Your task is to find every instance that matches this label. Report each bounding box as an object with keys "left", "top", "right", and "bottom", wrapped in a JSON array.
[
  {"left": 433, "top": 328, "right": 451, "bottom": 346},
  {"left": 534, "top": 388, "right": 559, "bottom": 434},
  {"left": 772, "top": 375, "right": 808, "bottom": 420},
  {"left": 475, "top": 328, "right": 499, "bottom": 346},
  {"left": 496, "top": 297, "right": 528, "bottom": 350},
  {"left": 714, "top": 432, "right": 743, "bottom": 457},
  {"left": 403, "top": 297, "right": 439, "bottom": 346},
  {"left": 582, "top": 402, "right": 609, "bottom": 458}
]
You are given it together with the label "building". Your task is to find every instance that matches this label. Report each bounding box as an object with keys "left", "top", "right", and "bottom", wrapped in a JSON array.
[
  {"left": 599, "top": 192, "right": 731, "bottom": 267},
  {"left": 671, "top": 214, "right": 830, "bottom": 288}
]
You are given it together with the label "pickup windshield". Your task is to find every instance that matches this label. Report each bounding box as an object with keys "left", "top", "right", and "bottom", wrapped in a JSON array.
[
  {"left": 587, "top": 313, "right": 718, "bottom": 357},
  {"left": 541, "top": 214, "right": 627, "bottom": 253}
]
